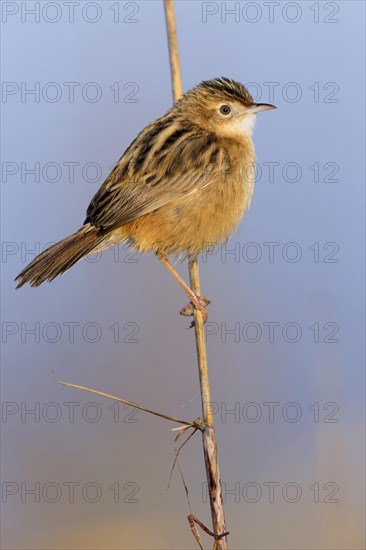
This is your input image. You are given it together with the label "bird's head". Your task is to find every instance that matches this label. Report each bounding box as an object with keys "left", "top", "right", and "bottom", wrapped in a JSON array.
[{"left": 177, "top": 77, "right": 276, "bottom": 140}]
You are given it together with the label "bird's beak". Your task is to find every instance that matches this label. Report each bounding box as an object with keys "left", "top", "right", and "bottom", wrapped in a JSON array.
[{"left": 249, "top": 103, "right": 277, "bottom": 114}]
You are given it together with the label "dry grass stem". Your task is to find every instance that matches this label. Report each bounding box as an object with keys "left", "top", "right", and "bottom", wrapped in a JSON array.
[
  {"left": 58, "top": 380, "right": 195, "bottom": 426},
  {"left": 164, "top": 2, "right": 228, "bottom": 548}
]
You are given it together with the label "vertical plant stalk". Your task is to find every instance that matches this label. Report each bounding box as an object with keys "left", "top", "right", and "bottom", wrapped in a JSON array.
[{"left": 164, "top": 2, "right": 228, "bottom": 548}]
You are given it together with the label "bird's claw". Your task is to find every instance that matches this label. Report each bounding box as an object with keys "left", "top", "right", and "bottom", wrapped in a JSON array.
[{"left": 180, "top": 295, "right": 211, "bottom": 326}]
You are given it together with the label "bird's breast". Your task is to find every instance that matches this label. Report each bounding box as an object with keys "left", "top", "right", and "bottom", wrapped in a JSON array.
[
  {"left": 187, "top": 141, "right": 255, "bottom": 254},
  {"left": 117, "top": 138, "right": 255, "bottom": 258}
]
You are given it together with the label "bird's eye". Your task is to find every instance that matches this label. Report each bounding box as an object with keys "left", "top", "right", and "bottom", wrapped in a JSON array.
[{"left": 219, "top": 104, "right": 231, "bottom": 116}]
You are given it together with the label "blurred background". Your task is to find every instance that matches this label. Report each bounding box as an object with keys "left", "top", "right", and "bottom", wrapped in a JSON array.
[{"left": 1, "top": 1, "right": 365, "bottom": 548}]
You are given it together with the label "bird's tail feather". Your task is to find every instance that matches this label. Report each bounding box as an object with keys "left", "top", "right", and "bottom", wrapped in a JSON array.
[{"left": 15, "top": 224, "right": 105, "bottom": 288}]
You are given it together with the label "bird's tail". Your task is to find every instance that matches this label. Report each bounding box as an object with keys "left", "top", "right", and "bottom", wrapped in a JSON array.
[{"left": 15, "top": 224, "right": 106, "bottom": 288}]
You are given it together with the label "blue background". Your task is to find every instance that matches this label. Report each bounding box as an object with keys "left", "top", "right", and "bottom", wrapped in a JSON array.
[{"left": 1, "top": 1, "right": 365, "bottom": 548}]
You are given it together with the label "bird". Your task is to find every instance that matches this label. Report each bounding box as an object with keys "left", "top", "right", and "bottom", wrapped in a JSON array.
[{"left": 15, "top": 77, "right": 276, "bottom": 320}]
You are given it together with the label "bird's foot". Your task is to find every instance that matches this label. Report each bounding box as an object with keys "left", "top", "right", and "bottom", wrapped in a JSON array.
[{"left": 180, "top": 295, "right": 211, "bottom": 325}]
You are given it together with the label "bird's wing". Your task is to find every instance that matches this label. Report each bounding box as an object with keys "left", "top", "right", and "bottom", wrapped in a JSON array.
[{"left": 85, "top": 118, "right": 221, "bottom": 231}]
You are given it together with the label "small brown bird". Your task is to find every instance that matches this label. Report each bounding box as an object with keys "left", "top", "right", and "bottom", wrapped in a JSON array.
[{"left": 15, "top": 77, "right": 275, "bottom": 318}]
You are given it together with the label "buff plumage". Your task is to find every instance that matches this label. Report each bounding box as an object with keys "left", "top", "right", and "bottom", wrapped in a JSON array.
[{"left": 16, "top": 77, "right": 275, "bottom": 297}]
